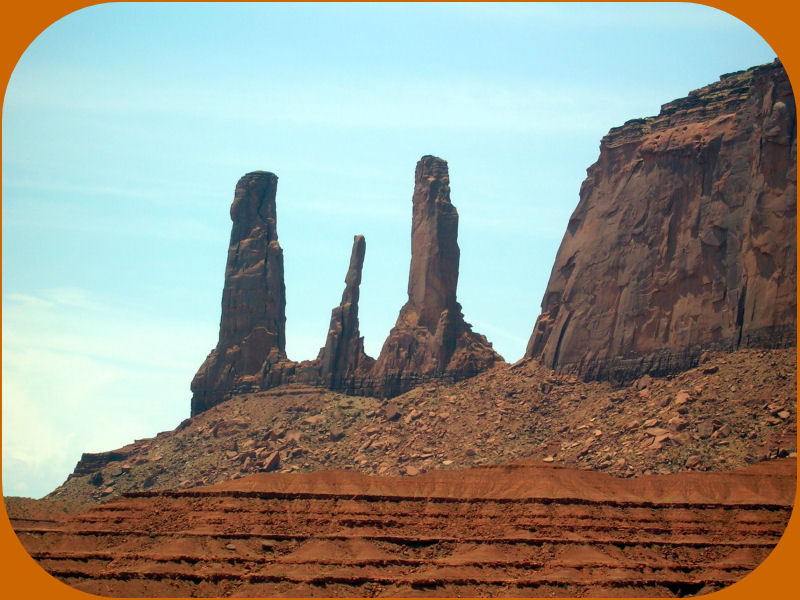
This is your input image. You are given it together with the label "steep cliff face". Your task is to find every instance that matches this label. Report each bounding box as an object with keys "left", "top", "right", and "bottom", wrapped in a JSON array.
[
  {"left": 317, "top": 235, "right": 375, "bottom": 389},
  {"left": 527, "top": 60, "right": 796, "bottom": 382},
  {"left": 370, "top": 156, "right": 501, "bottom": 396},
  {"left": 191, "top": 172, "right": 291, "bottom": 416}
]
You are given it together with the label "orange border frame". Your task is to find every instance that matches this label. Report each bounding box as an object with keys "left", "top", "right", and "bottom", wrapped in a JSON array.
[{"left": 1, "top": 1, "right": 797, "bottom": 599}]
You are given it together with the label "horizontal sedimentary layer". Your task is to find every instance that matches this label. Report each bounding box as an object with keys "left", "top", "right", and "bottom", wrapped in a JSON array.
[{"left": 15, "top": 458, "right": 794, "bottom": 598}]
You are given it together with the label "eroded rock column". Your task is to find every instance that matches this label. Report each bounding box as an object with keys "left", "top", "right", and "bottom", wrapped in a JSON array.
[
  {"left": 370, "top": 156, "right": 501, "bottom": 396},
  {"left": 318, "top": 234, "right": 375, "bottom": 388},
  {"left": 191, "top": 172, "right": 288, "bottom": 415}
]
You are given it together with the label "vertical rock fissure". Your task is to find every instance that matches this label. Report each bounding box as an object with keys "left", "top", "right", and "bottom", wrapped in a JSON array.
[
  {"left": 736, "top": 283, "right": 748, "bottom": 348},
  {"left": 551, "top": 311, "right": 573, "bottom": 369}
]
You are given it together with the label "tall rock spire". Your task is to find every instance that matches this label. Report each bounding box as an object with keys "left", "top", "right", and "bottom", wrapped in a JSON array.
[
  {"left": 191, "top": 171, "right": 288, "bottom": 415},
  {"left": 317, "top": 235, "right": 374, "bottom": 388},
  {"left": 408, "top": 156, "right": 461, "bottom": 333},
  {"left": 407, "top": 156, "right": 460, "bottom": 330},
  {"left": 370, "top": 155, "right": 502, "bottom": 396}
]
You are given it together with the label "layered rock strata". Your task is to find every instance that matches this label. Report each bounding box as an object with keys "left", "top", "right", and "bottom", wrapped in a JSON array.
[
  {"left": 191, "top": 172, "right": 291, "bottom": 416},
  {"left": 527, "top": 59, "right": 796, "bottom": 382},
  {"left": 369, "top": 155, "right": 501, "bottom": 396},
  {"left": 316, "top": 234, "right": 375, "bottom": 390},
  {"left": 21, "top": 460, "right": 794, "bottom": 598}
]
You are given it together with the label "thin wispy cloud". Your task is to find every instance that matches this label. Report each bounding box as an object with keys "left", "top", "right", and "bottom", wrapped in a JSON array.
[
  {"left": 3, "top": 288, "right": 213, "bottom": 370},
  {"left": 2, "top": 196, "right": 224, "bottom": 244}
]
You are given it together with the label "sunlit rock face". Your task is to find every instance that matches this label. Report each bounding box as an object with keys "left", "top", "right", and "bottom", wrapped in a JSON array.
[{"left": 527, "top": 60, "right": 796, "bottom": 382}]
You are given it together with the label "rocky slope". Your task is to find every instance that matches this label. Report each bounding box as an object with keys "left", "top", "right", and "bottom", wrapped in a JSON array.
[
  {"left": 527, "top": 59, "right": 796, "bottom": 382},
  {"left": 47, "top": 347, "right": 795, "bottom": 504},
  {"left": 191, "top": 157, "right": 501, "bottom": 416},
  {"left": 15, "top": 459, "right": 795, "bottom": 598}
]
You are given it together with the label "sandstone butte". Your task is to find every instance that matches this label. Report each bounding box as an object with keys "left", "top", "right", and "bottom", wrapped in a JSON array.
[
  {"left": 191, "top": 156, "right": 500, "bottom": 416},
  {"left": 527, "top": 59, "right": 797, "bottom": 382}
]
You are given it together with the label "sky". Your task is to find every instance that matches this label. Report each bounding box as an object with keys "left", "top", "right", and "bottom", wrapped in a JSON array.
[{"left": 2, "top": 2, "right": 778, "bottom": 498}]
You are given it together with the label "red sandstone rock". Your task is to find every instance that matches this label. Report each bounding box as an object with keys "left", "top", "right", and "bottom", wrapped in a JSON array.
[
  {"left": 190, "top": 159, "right": 500, "bottom": 413},
  {"left": 370, "top": 155, "right": 502, "bottom": 396},
  {"left": 527, "top": 60, "right": 796, "bottom": 382},
  {"left": 191, "top": 172, "right": 290, "bottom": 415},
  {"left": 317, "top": 235, "right": 375, "bottom": 389}
]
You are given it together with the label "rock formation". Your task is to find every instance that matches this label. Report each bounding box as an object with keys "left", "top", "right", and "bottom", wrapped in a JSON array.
[
  {"left": 317, "top": 235, "right": 375, "bottom": 390},
  {"left": 190, "top": 157, "right": 501, "bottom": 414},
  {"left": 370, "top": 155, "right": 502, "bottom": 396},
  {"left": 191, "top": 171, "right": 291, "bottom": 416},
  {"left": 527, "top": 59, "right": 796, "bottom": 382}
]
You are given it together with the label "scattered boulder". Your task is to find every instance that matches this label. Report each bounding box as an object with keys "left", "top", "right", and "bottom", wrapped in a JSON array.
[
  {"left": 383, "top": 402, "right": 400, "bottom": 422},
  {"left": 262, "top": 452, "right": 281, "bottom": 472},
  {"left": 697, "top": 421, "right": 716, "bottom": 439},
  {"left": 685, "top": 455, "right": 702, "bottom": 469}
]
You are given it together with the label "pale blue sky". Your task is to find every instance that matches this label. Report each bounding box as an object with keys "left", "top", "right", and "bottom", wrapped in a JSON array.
[{"left": 2, "top": 3, "right": 777, "bottom": 498}]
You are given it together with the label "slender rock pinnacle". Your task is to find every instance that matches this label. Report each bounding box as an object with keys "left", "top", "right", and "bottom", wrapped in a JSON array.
[
  {"left": 318, "top": 234, "right": 374, "bottom": 387},
  {"left": 370, "top": 155, "right": 502, "bottom": 396},
  {"left": 191, "top": 171, "right": 288, "bottom": 415}
]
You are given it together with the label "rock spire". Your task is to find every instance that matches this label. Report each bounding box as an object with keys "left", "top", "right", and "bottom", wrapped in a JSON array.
[
  {"left": 191, "top": 172, "right": 289, "bottom": 415},
  {"left": 190, "top": 157, "right": 502, "bottom": 415},
  {"left": 317, "top": 234, "right": 374, "bottom": 388},
  {"left": 370, "top": 155, "right": 502, "bottom": 396}
]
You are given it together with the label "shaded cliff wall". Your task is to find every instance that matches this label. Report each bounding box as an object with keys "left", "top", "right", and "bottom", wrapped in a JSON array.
[{"left": 527, "top": 60, "right": 796, "bottom": 382}]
